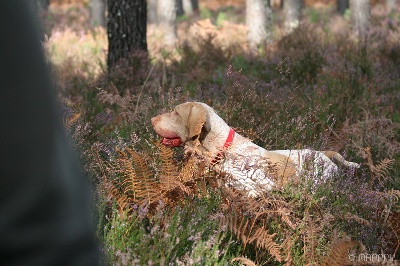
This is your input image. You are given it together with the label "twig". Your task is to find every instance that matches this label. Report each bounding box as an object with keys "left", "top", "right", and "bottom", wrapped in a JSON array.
[{"left": 134, "top": 63, "right": 155, "bottom": 116}]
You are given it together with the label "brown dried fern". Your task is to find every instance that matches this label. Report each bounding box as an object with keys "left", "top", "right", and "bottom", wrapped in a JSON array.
[
  {"left": 364, "top": 147, "right": 395, "bottom": 187},
  {"left": 117, "top": 147, "right": 159, "bottom": 203},
  {"left": 64, "top": 112, "right": 81, "bottom": 129},
  {"left": 221, "top": 211, "right": 283, "bottom": 262},
  {"left": 320, "top": 238, "right": 358, "bottom": 266},
  {"left": 222, "top": 187, "right": 297, "bottom": 229},
  {"left": 218, "top": 187, "right": 293, "bottom": 262},
  {"left": 103, "top": 144, "right": 214, "bottom": 216},
  {"left": 231, "top": 257, "right": 257, "bottom": 266},
  {"left": 344, "top": 212, "right": 371, "bottom": 227},
  {"left": 302, "top": 213, "right": 322, "bottom": 266},
  {"left": 156, "top": 143, "right": 182, "bottom": 191},
  {"left": 97, "top": 87, "right": 138, "bottom": 122}
]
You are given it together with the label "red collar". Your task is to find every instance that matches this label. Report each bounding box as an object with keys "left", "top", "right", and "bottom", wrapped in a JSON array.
[{"left": 211, "top": 128, "right": 235, "bottom": 164}]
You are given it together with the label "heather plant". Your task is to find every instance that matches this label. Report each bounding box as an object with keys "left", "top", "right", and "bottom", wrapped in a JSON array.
[
  {"left": 274, "top": 25, "right": 326, "bottom": 84},
  {"left": 101, "top": 190, "right": 242, "bottom": 265},
  {"left": 47, "top": 2, "right": 400, "bottom": 265}
]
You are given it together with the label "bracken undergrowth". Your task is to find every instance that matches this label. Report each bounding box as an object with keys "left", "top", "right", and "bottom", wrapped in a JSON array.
[{"left": 53, "top": 2, "right": 400, "bottom": 265}]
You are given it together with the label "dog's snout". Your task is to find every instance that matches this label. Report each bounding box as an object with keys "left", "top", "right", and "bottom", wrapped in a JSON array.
[{"left": 151, "top": 116, "right": 160, "bottom": 127}]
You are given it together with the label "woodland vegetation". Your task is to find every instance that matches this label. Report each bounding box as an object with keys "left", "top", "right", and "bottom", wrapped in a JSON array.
[{"left": 44, "top": 0, "right": 400, "bottom": 265}]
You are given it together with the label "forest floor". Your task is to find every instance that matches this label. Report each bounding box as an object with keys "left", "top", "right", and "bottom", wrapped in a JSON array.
[{"left": 44, "top": 1, "right": 400, "bottom": 265}]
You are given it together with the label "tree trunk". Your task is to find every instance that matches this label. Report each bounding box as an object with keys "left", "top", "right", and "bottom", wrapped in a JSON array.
[
  {"left": 350, "top": 0, "right": 370, "bottom": 39},
  {"left": 157, "top": 0, "right": 177, "bottom": 47},
  {"left": 177, "top": 0, "right": 184, "bottom": 16},
  {"left": 337, "top": 0, "right": 349, "bottom": 14},
  {"left": 283, "top": 0, "right": 302, "bottom": 33},
  {"left": 148, "top": 0, "right": 158, "bottom": 24},
  {"left": 386, "top": 0, "right": 396, "bottom": 10},
  {"left": 177, "top": 0, "right": 198, "bottom": 17},
  {"left": 90, "top": 0, "right": 106, "bottom": 27},
  {"left": 182, "top": 0, "right": 195, "bottom": 16},
  {"left": 246, "top": 0, "right": 272, "bottom": 50},
  {"left": 107, "top": 0, "right": 147, "bottom": 70}
]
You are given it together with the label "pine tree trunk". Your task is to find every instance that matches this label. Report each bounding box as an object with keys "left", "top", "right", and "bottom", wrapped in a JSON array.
[
  {"left": 386, "top": 0, "right": 396, "bottom": 10},
  {"left": 157, "top": 0, "right": 177, "bottom": 46},
  {"left": 148, "top": 0, "right": 158, "bottom": 24},
  {"left": 177, "top": 0, "right": 184, "bottom": 16},
  {"left": 107, "top": 0, "right": 147, "bottom": 70},
  {"left": 284, "top": 0, "right": 302, "bottom": 33},
  {"left": 177, "top": 0, "right": 198, "bottom": 17},
  {"left": 90, "top": 0, "right": 106, "bottom": 27},
  {"left": 182, "top": 0, "right": 194, "bottom": 16},
  {"left": 246, "top": 0, "right": 272, "bottom": 49},
  {"left": 350, "top": 0, "right": 370, "bottom": 39},
  {"left": 337, "top": 0, "right": 349, "bottom": 14}
]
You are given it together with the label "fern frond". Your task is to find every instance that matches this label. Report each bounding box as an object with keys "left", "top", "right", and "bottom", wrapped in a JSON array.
[
  {"left": 374, "top": 158, "right": 395, "bottom": 179},
  {"left": 97, "top": 88, "right": 120, "bottom": 105},
  {"left": 64, "top": 112, "right": 81, "bottom": 129},
  {"left": 258, "top": 207, "right": 297, "bottom": 230},
  {"left": 221, "top": 211, "right": 283, "bottom": 262},
  {"left": 344, "top": 212, "right": 371, "bottom": 226},
  {"left": 302, "top": 214, "right": 321, "bottom": 266},
  {"left": 378, "top": 189, "right": 400, "bottom": 204},
  {"left": 282, "top": 237, "right": 294, "bottom": 266},
  {"left": 100, "top": 175, "right": 132, "bottom": 214},
  {"left": 157, "top": 143, "right": 180, "bottom": 190},
  {"left": 320, "top": 239, "right": 357, "bottom": 266},
  {"left": 231, "top": 257, "right": 257, "bottom": 266},
  {"left": 249, "top": 227, "right": 281, "bottom": 262},
  {"left": 125, "top": 148, "right": 153, "bottom": 180},
  {"left": 364, "top": 147, "right": 394, "bottom": 186},
  {"left": 116, "top": 147, "right": 159, "bottom": 203},
  {"left": 179, "top": 156, "right": 207, "bottom": 183}
]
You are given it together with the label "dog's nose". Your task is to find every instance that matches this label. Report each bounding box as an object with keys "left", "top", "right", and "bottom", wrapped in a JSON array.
[{"left": 151, "top": 116, "right": 157, "bottom": 126}]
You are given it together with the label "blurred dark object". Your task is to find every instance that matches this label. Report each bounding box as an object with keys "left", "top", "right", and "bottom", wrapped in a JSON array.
[
  {"left": 36, "top": 0, "right": 50, "bottom": 11},
  {"left": 0, "top": 1, "right": 100, "bottom": 265}
]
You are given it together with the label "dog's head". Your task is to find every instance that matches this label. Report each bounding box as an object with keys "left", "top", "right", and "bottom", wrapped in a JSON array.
[{"left": 151, "top": 102, "right": 210, "bottom": 147}]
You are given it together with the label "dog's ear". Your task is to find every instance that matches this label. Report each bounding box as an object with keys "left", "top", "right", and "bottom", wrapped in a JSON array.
[{"left": 187, "top": 103, "right": 208, "bottom": 140}]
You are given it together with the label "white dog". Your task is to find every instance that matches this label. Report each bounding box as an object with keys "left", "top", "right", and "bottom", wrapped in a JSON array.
[{"left": 151, "top": 102, "right": 359, "bottom": 196}]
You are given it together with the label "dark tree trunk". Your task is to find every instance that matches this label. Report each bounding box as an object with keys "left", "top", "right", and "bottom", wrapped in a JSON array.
[
  {"left": 350, "top": 0, "right": 370, "bottom": 39},
  {"left": 182, "top": 0, "right": 198, "bottom": 16},
  {"left": 177, "top": 0, "right": 199, "bottom": 17},
  {"left": 107, "top": 0, "right": 147, "bottom": 70},
  {"left": 337, "top": 0, "right": 349, "bottom": 14},
  {"left": 283, "top": 0, "right": 303, "bottom": 33},
  {"left": 90, "top": 0, "right": 106, "bottom": 27},
  {"left": 246, "top": 0, "right": 272, "bottom": 49},
  {"left": 177, "top": 0, "right": 184, "bottom": 16}
]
